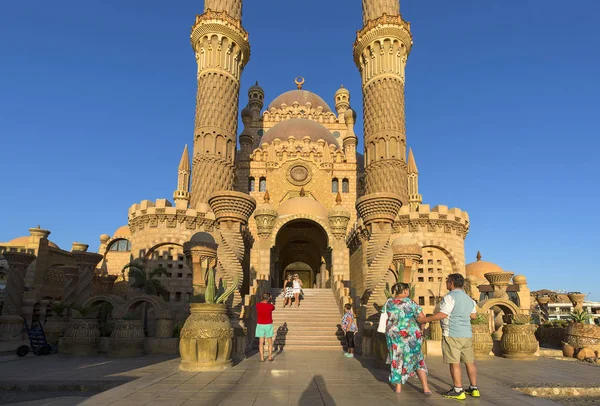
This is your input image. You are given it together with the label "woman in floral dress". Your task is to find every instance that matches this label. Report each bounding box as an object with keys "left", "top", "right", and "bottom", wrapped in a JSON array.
[{"left": 384, "top": 282, "right": 431, "bottom": 394}]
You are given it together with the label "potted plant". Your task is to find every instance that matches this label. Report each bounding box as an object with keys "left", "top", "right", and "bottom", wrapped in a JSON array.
[
  {"left": 109, "top": 312, "right": 145, "bottom": 358},
  {"left": 44, "top": 302, "right": 70, "bottom": 345},
  {"left": 500, "top": 314, "right": 538, "bottom": 359},
  {"left": 179, "top": 268, "right": 239, "bottom": 371},
  {"left": 564, "top": 310, "right": 600, "bottom": 352},
  {"left": 59, "top": 304, "right": 100, "bottom": 356},
  {"left": 471, "top": 313, "right": 493, "bottom": 358}
]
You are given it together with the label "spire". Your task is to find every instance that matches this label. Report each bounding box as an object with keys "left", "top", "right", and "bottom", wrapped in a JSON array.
[
  {"left": 173, "top": 145, "right": 191, "bottom": 209},
  {"left": 299, "top": 187, "right": 306, "bottom": 197},
  {"left": 336, "top": 191, "right": 342, "bottom": 205},
  {"left": 263, "top": 189, "right": 270, "bottom": 203},
  {"left": 407, "top": 148, "right": 422, "bottom": 211},
  {"left": 179, "top": 145, "right": 190, "bottom": 172},
  {"left": 407, "top": 148, "right": 418, "bottom": 174},
  {"left": 476, "top": 251, "right": 482, "bottom": 261}
]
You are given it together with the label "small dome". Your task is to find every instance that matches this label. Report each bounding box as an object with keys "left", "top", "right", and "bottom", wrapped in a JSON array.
[
  {"left": 100, "top": 234, "right": 110, "bottom": 243},
  {"left": 8, "top": 236, "right": 59, "bottom": 249},
  {"left": 392, "top": 235, "right": 418, "bottom": 247},
  {"left": 241, "top": 106, "right": 253, "bottom": 120},
  {"left": 466, "top": 251, "right": 504, "bottom": 282},
  {"left": 261, "top": 118, "right": 339, "bottom": 147},
  {"left": 513, "top": 275, "right": 527, "bottom": 285},
  {"left": 268, "top": 90, "right": 332, "bottom": 112},
  {"left": 113, "top": 225, "right": 130, "bottom": 237},
  {"left": 249, "top": 81, "right": 264, "bottom": 94},
  {"left": 190, "top": 232, "right": 216, "bottom": 245},
  {"left": 278, "top": 197, "right": 328, "bottom": 219}
]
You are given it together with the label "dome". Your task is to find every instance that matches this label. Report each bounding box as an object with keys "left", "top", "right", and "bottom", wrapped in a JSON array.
[
  {"left": 278, "top": 197, "right": 328, "bottom": 219},
  {"left": 344, "top": 107, "right": 357, "bottom": 122},
  {"left": 8, "top": 236, "right": 59, "bottom": 249},
  {"left": 261, "top": 118, "right": 339, "bottom": 147},
  {"left": 466, "top": 251, "right": 504, "bottom": 282},
  {"left": 113, "top": 225, "right": 130, "bottom": 238},
  {"left": 513, "top": 275, "right": 527, "bottom": 285},
  {"left": 392, "top": 235, "right": 418, "bottom": 247},
  {"left": 100, "top": 234, "right": 110, "bottom": 243},
  {"left": 268, "top": 90, "right": 332, "bottom": 113},
  {"left": 190, "top": 232, "right": 216, "bottom": 245}
]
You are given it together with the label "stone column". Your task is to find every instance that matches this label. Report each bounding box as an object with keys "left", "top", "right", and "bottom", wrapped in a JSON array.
[
  {"left": 536, "top": 296, "right": 551, "bottom": 324},
  {"left": 0, "top": 252, "right": 36, "bottom": 341},
  {"left": 71, "top": 245, "right": 102, "bottom": 307},
  {"left": 60, "top": 266, "right": 79, "bottom": 315}
]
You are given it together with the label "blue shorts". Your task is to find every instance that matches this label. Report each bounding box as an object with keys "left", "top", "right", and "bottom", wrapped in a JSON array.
[{"left": 255, "top": 324, "right": 274, "bottom": 338}]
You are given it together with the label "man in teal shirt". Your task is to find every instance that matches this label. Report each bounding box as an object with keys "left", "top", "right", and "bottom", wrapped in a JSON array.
[{"left": 419, "top": 273, "right": 479, "bottom": 400}]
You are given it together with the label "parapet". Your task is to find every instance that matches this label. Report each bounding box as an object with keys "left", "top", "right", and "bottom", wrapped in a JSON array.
[
  {"left": 128, "top": 199, "right": 215, "bottom": 233},
  {"left": 394, "top": 204, "right": 470, "bottom": 239}
]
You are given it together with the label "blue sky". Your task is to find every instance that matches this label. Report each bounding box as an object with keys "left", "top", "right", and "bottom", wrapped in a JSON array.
[{"left": 1, "top": 1, "right": 598, "bottom": 300}]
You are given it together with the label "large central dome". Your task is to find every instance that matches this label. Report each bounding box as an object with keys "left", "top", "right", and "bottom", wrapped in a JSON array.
[
  {"left": 268, "top": 90, "right": 332, "bottom": 113},
  {"left": 261, "top": 118, "right": 339, "bottom": 147}
]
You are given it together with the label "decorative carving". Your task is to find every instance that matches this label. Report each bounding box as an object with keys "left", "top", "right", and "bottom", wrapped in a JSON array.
[
  {"left": 287, "top": 164, "right": 312, "bottom": 186},
  {"left": 356, "top": 192, "right": 402, "bottom": 225}
]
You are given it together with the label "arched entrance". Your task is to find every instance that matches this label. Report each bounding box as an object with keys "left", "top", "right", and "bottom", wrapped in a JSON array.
[{"left": 272, "top": 219, "right": 330, "bottom": 289}]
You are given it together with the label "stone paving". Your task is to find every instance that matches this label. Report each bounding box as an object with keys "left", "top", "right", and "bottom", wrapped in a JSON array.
[{"left": 2, "top": 350, "right": 600, "bottom": 406}]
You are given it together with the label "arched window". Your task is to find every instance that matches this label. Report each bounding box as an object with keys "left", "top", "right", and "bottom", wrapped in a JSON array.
[
  {"left": 259, "top": 177, "right": 267, "bottom": 192},
  {"left": 332, "top": 178, "right": 339, "bottom": 193},
  {"left": 249, "top": 177, "right": 255, "bottom": 192},
  {"left": 108, "top": 239, "right": 131, "bottom": 252},
  {"left": 342, "top": 178, "right": 349, "bottom": 193}
]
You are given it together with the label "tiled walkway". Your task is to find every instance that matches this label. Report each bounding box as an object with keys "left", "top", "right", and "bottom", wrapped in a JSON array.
[
  {"left": 2, "top": 350, "right": 599, "bottom": 406},
  {"left": 80, "top": 351, "right": 600, "bottom": 406}
]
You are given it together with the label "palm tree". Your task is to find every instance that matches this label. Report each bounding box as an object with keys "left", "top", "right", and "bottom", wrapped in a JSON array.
[{"left": 122, "top": 259, "right": 169, "bottom": 335}]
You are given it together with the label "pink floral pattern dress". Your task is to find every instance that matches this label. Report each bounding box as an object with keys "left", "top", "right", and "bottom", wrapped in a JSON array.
[{"left": 384, "top": 298, "right": 428, "bottom": 384}]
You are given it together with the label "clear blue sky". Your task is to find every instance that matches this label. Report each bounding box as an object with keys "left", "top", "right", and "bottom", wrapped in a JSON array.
[{"left": 1, "top": 1, "right": 598, "bottom": 300}]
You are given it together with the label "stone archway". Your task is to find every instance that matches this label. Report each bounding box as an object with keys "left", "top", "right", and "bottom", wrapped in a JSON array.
[
  {"left": 272, "top": 219, "right": 330, "bottom": 289},
  {"left": 123, "top": 294, "right": 173, "bottom": 338},
  {"left": 478, "top": 298, "right": 521, "bottom": 339}
]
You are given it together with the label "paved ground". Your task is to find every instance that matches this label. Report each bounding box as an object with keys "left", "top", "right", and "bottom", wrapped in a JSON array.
[{"left": 2, "top": 350, "right": 600, "bottom": 405}]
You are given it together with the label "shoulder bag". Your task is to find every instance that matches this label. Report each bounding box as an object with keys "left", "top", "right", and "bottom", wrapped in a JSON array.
[{"left": 377, "top": 299, "right": 390, "bottom": 333}]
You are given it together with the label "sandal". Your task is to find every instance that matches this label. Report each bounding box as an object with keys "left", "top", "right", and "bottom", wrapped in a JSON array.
[
  {"left": 268, "top": 357, "right": 274, "bottom": 362},
  {"left": 424, "top": 391, "right": 432, "bottom": 395}
]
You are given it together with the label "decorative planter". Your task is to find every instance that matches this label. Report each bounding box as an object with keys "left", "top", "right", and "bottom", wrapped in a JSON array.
[
  {"left": 567, "top": 293, "right": 587, "bottom": 311},
  {"left": 59, "top": 318, "right": 100, "bottom": 356},
  {"left": 108, "top": 320, "right": 145, "bottom": 357},
  {"left": 43, "top": 317, "right": 69, "bottom": 345},
  {"left": 472, "top": 324, "right": 494, "bottom": 357},
  {"left": 564, "top": 323, "right": 600, "bottom": 351},
  {"left": 179, "top": 304, "right": 233, "bottom": 371},
  {"left": 500, "top": 324, "right": 538, "bottom": 359}
]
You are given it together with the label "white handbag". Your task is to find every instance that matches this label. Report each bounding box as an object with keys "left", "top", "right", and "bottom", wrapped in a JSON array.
[{"left": 377, "top": 299, "right": 390, "bottom": 333}]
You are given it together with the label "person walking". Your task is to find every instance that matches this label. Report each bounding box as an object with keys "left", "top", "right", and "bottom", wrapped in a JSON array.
[
  {"left": 256, "top": 292, "right": 275, "bottom": 362},
  {"left": 292, "top": 274, "right": 303, "bottom": 308},
  {"left": 419, "top": 273, "right": 479, "bottom": 400},
  {"left": 341, "top": 303, "right": 357, "bottom": 357},
  {"left": 283, "top": 274, "right": 294, "bottom": 308},
  {"left": 383, "top": 283, "right": 431, "bottom": 394}
]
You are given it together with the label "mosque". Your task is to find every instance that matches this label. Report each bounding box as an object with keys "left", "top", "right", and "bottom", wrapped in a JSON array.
[{"left": 0, "top": 1, "right": 532, "bottom": 331}]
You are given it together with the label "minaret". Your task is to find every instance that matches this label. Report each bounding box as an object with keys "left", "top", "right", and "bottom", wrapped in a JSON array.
[
  {"left": 354, "top": 0, "right": 412, "bottom": 200},
  {"left": 174, "top": 145, "right": 191, "bottom": 209},
  {"left": 189, "top": 1, "right": 250, "bottom": 208},
  {"left": 407, "top": 148, "right": 422, "bottom": 211}
]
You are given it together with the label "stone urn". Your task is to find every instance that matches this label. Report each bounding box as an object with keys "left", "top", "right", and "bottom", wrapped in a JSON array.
[
  {"left": 472, "top": 315, "right": 493, "bottom": 358},
  {"left": 108, "top": 319, "right": 145, "bottom": 357},
  {"left": 567, "top": 293, "right": 587, "bottom": 311},
  {"left": 59, "top": 318, "right": 100, "bottom": 356},
  {"left": 44, "top": 316, "right": 70, "bottom": 345},
  {"left": 179, "top": 304, "right": 233, "bottom": 371},
  {"left": 564, "top": 323, "right": 600, "bottom": 352},
  {"left": 500, "top": 324, "right": 538, "bottom": 359}
]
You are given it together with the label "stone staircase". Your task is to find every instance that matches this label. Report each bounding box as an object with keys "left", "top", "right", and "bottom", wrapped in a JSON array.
[{"left": 262, "top": 288, "right": 346, "bottom": 351}]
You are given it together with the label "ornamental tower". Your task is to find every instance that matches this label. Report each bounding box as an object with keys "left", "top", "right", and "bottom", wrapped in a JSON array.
[
  {"left": 173, "top": 145, "right": 191, "bottom": 209},
  {"left": 354, "top": 0, "right": 412, "bottom": 199},
  {"left": 407, "top": 148, "right": 422, "bottom": 211},
  {"left": 190, "top": 1, "right": 250, "bottom": 207}
]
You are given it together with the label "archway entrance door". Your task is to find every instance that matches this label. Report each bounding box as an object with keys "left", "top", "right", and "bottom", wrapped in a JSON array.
[{"left": 272, "top": 220, "right": 331, "bottom": 289}]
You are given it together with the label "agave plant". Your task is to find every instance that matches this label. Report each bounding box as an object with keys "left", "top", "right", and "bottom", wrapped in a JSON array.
[
  {"left": 50, "top": 302, "right": 67, "bottom": 318},
  {"left": 72, "top": 304, "right": 98, "bottom": 319},
  {"left": 470, "top": 313, "right": 489, "bottom": 325},
  {"left": 205, "top": 268, "right": 238, "bottom": 304},
  {"left": 571, "top": 310, "right": 591, "bottom": 324}
]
